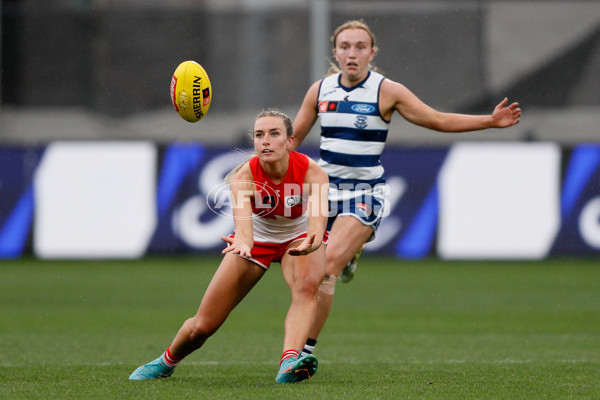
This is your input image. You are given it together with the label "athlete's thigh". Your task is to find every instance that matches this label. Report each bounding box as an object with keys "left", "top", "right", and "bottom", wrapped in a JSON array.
[
  {"left": 327, "top": 215, "right": 373, "bottom": 268},
  {"left": 197, "top": 253, "right": 265, "bottom": 319},
  {"left": 281, "top": 241, "right": 326, "bottom": 289}
]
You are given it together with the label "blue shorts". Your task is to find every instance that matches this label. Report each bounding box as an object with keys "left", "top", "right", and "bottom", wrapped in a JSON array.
[{"left": 327, "top": 192, "right": 386, "bottom": 242}]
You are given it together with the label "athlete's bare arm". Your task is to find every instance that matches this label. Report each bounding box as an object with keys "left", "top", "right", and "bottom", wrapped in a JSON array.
[
  {"left": 380, "top": 79, "right": 521, "bottom": 132},
  {"left": 292, "top": 80, "right": 321, "bottom": 150},
  {"left": 221, "top": 164, "right": 255, "bottom": 257}
]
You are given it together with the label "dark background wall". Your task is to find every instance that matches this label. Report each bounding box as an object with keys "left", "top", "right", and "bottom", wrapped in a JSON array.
[{"left": 1, "top": 0, "right": 599, "bottom": 144}]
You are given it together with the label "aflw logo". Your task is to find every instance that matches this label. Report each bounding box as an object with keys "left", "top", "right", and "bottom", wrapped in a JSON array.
[{"left": 206, "top": 182, "right": 323, "bottom": 219}]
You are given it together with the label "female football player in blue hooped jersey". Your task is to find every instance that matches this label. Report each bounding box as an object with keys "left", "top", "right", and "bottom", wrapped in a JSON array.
[
  {"left": 129, "top": 110, "right": 329, "bottom": 383},
  {"left": 292, "top": 19, "right": 522, "bottom": 356}
]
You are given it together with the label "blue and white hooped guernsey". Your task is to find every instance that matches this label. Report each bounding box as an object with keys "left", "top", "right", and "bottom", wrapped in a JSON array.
[{"left": 317, "top": 71, "right": 390, "bottom": 201}]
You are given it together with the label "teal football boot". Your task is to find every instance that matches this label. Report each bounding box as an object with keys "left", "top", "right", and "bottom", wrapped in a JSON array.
[
  {"left": 275, "top": 354, "right": 318, "bottom": 383},
  {"left": 129, "top": 356, "right": 175, "bottom": 380}
]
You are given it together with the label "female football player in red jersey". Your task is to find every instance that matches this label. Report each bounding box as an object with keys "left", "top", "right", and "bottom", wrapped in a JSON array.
[{"left": 130, "top": 110, "right": 329, "bottom": 384}]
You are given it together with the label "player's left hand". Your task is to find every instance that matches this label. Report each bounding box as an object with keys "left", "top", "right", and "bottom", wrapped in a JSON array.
[
  {"left": 492, "top": 97, "right": 521, "bottom": 128},
  {"left": 287, "top": 233, "right": 320, "bottom": 256},
  {"left": 221, "top": 236, "right": 253, "bottom": 258}
]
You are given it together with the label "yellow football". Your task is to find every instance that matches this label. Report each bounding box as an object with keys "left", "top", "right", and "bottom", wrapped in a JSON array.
[{"left": 170, "top": 61, "right": 212, "bottom": 122}]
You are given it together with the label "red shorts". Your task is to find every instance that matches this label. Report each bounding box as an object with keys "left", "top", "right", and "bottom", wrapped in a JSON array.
[{"left": 227, "top": 232, "right": 329, "bottom": 270}]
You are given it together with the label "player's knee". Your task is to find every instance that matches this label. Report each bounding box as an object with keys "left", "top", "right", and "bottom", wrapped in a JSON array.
[
  {"left": 319, "top": 273, "right": 337, "bottom": 295},
  {"left": 294, "top": 275, "right": 321, "bottom": 299}
]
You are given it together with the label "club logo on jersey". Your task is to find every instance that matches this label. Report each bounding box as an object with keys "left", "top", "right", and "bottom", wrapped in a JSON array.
[
  {"left": 351, "top": 104, "right": 376, "bottom": 114},
  {"left": 253, "top": 184, "right": 280, "bottom": 218},
  {"left": 354, "top": 115, "right": 368, "bottom": 129},
  {"left": 318, "top": 101, "right": 339, "bottom": 113},
  {"left": 262, "top": 195, "right": 276, "bottom": 208},
  {"left": 284, "top": 195, "right": 303, "bottom": 208}
]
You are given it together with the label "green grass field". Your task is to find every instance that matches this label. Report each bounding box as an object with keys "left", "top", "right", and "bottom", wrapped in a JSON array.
[{"left": 1, "top": 256, "right": 599, "bottom": 399}]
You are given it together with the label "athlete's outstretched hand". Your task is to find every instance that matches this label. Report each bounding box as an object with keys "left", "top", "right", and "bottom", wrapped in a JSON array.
[
  {"left": 221, "top": 236, "right": 252, "bottom": 258},
  {"left": 491, "top": 97, "right": 521, "bottom": 128},
  {"left": 287, "top": 233, "right": 321, "bottom": 256}
]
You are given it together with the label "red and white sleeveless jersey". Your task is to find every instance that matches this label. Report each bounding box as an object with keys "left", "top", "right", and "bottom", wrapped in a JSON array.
[{"left": 248, "top": 151, "right": 310, "bottom": 243}]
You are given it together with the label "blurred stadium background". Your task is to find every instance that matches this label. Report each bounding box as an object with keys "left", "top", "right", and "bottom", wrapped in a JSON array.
[{"left": 1, "top": 0, "right": 600, "bottom": 259}]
